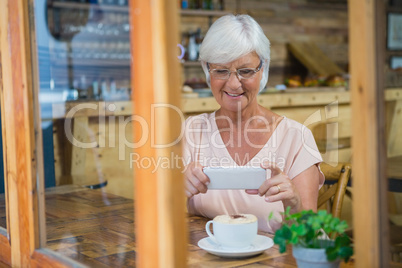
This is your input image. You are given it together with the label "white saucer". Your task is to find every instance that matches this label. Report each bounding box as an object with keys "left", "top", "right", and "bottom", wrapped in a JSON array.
[{"left": 197, "top": 235, "right": 274, "bottom": 258}]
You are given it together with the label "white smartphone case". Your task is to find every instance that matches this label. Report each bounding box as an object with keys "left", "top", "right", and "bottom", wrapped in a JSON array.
[{"left": 203, "top": 166, "right": 270, "bottom": 190}]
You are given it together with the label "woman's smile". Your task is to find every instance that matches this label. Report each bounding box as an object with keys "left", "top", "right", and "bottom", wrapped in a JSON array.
[{"left": 224, "top": 91, "right": 245, "bottom": 98}]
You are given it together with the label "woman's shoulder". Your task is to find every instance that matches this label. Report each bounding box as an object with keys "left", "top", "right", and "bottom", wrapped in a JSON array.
[
  {"left": 274, "top": 117, "right": 315, "bottom": 144},
  {"left": 278, "top": 117, "right": 311, "bottom": 132}
]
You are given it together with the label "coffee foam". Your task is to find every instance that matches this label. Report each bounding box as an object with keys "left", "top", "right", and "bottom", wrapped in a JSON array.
[{"left": 213, "top": 214, "right": 257, "bottom": 224}]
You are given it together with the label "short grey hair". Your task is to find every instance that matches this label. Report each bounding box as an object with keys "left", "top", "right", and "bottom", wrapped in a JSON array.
[{"left": 199, "top": 14, "right": 271, "bottom": 92}]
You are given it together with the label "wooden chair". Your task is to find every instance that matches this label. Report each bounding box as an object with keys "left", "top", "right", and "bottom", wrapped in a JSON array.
[{"left": 318, "top": 162, "right": 352, "bottom": 219}]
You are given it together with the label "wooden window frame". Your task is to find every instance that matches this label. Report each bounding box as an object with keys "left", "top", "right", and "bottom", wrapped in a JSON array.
[
  {"left": 131, "top": 0, "right": 187, "bottom": 267},
  {"left": 0, "top": 0, "right": 391, "bottom": 267},
  {"left": 349, "top": 0, "right": 390, "bottom": 267},
  {"left": 0, "top": 0, "right": 79, "bottom": 266}
]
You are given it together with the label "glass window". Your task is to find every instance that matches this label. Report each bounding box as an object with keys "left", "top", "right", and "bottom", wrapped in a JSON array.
[{"left": 36, "top": 0, "right": 135, "bottom": 265}]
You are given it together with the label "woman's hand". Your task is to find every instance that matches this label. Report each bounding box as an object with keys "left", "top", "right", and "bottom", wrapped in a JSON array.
[
  {"left": 184, "top": 162, "right": 210, "bottom": 198},
  {"left": 246, "top": 161, "right": 302, "bottom": 213}
]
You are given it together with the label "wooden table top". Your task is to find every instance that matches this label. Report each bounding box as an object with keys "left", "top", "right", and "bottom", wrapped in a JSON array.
[
  {"left": 42, "top": 185, "right": 299, "bottom": 267},
  {"left": 1, "top": 185, "right": 356, "bottom": 267},
  {"left": 44, "top": 185, "right": 357, "bottom": 267}
]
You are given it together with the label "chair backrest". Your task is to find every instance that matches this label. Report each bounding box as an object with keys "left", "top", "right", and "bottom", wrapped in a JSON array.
[{"left": 318, "top": 162, "right": 352, "bottom": 219}]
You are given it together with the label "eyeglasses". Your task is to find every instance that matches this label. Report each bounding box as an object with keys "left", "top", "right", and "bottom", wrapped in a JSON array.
[{"left": 207, "top": 60, "right": 263, "bottom": 80}]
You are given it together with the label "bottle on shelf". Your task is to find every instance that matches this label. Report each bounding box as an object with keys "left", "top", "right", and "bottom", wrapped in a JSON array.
[
  {"left": 202, "top": 0, "right": 212, "bottom": 10},
  {"left": 110, "top": 78, "right": 117, "bottom": 95},
  {"left": 181, "top": 0, "right": 189, "bottom": 9},
  {"left": 182, "top": 0, "right": 224, "bottom": 10},
  {"left": 195, "top": 28, "right": 203, "bottom": 57},
  {"left": 184, "top": 28, "right": 203, "bottom": 62},
  {"left": 92, "top": 79, "right": 100, "bottom": 100},
  {"left": 217, "top": 0, "right": 224, "bottom": 10},
  {"left": 101, "top": 79, "right": 109, "bottom": 100},
  {"left": 187, "top": 33, "right": 198, "bottom": 61},
  {"left": 188, "top": 0, "right": 201, "bottom": 9}
]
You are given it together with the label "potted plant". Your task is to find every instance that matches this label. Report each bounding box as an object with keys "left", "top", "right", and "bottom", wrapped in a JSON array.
[{"left": 273, "top": 207, "right": 353, "bottom": 268}]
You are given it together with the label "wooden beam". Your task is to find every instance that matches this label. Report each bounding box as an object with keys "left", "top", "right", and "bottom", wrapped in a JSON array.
[
  {"left": 0, "top": 0, "right": 51, "bottom": 266},
  {"left": 0, "top": 1, "right": 11, "bottom": 265},
  {"left": 0, "top": 0, "right": 36, "bottom": 265},
  {"left": 349, "top": 0, "right": 389, "bottom": 267},
  {"left": 1, "top": 0, "right": 40, "bottom": 267},
  {"left": 288, "top": 42, "right": 345, "bottom": 76},
  {"left": 131, "top": 0, "right": 187, "bottom": 267}
]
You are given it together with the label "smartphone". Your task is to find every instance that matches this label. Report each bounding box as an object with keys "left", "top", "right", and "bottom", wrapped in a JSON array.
[{"left": 203, "top": 166, "right": 270, "bottom": 190}]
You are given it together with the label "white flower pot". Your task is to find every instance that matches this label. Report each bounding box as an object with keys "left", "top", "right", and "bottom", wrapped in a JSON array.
[{"left": 292, "top": 245, "right": 341, "bottom": 268}]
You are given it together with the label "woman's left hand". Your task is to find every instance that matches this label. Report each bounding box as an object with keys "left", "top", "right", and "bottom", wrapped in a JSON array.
[{"left": 246, "top": 161, "right": 302, "bottom": 213}]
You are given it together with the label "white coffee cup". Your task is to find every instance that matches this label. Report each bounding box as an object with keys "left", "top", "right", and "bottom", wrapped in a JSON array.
[{"left": 205, "top": 214, "right": 258, "bottom": 249}]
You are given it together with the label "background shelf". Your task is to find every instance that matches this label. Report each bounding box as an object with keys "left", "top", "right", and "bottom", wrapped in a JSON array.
[
  {"left": 180, "top": 9, "right": 230, "bottom": 17},
  {"left": 51, "top": 1, "right": 129, "bottom": 13},
  {"left": 182, "top": 61, "right": 201, "bottom": 67},
  {"left": 51, "top": 58, "right": 130, "bottom": 67},
  {"left": 51, "top": 2, "right": 229, "bottom": 16}
]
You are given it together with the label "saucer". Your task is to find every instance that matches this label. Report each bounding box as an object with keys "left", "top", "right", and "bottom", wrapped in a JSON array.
[{"left": 197, "top": 235, "right": 274, "bottom": 258}]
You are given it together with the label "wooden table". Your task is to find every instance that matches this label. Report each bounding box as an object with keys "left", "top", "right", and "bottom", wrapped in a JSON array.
[
  {"left": 43, "top": 186, "right": 298, "bottom": 267},
  {"left": 1, "top": 185, "right": 355, "bottom": 267}
]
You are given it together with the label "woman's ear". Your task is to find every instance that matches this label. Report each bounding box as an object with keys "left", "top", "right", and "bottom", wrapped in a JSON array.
[
  {"left": 201, "top": 61, "right": 211, "bottom": 88},
  {"left": 259, "top": 59, "right": 269, "bottom": 92}
]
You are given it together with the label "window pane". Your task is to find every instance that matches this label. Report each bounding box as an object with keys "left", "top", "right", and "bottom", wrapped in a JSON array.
[{"left": 35, "top": 0, "right": 135, "bottom": 265}]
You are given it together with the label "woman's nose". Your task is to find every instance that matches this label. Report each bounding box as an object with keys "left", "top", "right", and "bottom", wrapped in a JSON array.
[{"left": 226, "top": 71, "right": 242, "bottom": 89}]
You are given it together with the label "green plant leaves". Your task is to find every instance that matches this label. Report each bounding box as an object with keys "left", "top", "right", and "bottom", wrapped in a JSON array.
[
  {"left": 273, "top": 207, "right": 353, "bottom": 262},
  {"left": 274, "top": 224, "right": 309, "bottom": 250},
  {"left": 325, "top": 246, "right": 339, "bottom": 261},
  {"left": 338, "top": 246, "right": 353, "bottom": 262},
  {"left": 325, "top": 235, "right": 353, "bottom": 262},
  {"left": 273, "top": 225, "right": 292, "bottom": 253}
]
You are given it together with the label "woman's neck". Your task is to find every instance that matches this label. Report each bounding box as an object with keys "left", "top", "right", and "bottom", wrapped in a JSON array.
[{"left": 216, "top": 104, "right": 269, "bottom": 128}]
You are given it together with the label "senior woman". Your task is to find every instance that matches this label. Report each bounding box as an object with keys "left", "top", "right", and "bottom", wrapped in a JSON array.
[{"left": 183, "top": 14, "right": 324, "bottom": 233}]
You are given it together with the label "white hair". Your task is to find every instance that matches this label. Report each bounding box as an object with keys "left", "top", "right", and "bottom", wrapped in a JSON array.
[{"left": 199, "top": 14, "right": 271, "bottom": 92}]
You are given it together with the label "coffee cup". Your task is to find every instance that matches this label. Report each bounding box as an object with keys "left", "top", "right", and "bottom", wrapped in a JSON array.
[{"left": 205, "top": 214, "right": 258, "bottom": 249}]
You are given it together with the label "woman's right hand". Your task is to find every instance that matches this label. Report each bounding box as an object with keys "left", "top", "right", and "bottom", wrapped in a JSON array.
[{"left": 184, "top": 162, "right": 210, "bottom": 198}]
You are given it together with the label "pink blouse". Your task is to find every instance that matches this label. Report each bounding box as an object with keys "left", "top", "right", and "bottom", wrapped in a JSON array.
[{"left": 183, "top": 112, "right": 325, "bottom": 233}]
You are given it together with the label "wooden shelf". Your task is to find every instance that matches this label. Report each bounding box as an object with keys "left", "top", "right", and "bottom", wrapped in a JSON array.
[
  {"left": 182, "top": 61, "right": 201, "bottom": 67},
  {"left": 51, "top": 1, "right": 129, "bottom": 13},
  {"left": 52, "top": 100, "right": 132, "bottom": 119},
  {"left": 51, "top": 58, "right": 130, "bottom": 67},
  {"left": 180, "top": 9, "right": 230, "bottom": 17},
  {"left": 51, "top": 3, "right": 229, "bottom": 16},
  {"left": 53, "top": 32, "right": 130, "bottom": 40}
]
